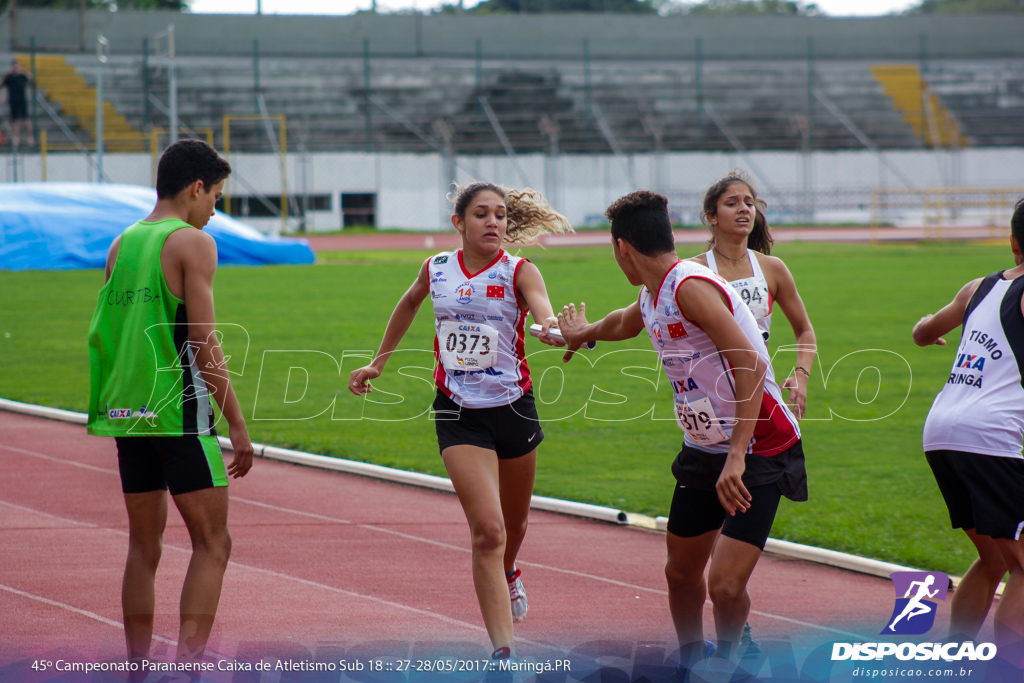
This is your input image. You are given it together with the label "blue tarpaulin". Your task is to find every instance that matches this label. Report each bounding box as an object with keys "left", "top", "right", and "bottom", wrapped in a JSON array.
[{"left": 0, "top": 183, "right": 315, "bottom": 271}]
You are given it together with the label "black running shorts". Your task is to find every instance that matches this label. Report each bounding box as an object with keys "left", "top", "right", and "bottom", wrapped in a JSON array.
[
  {"left": 666, "top": 482, "right": 782, "bottom": 550},
  {"left": 926, "top": 449, "right": 1024, "bottom": 540},
  {"left": 433, "top": 388, "right": 543, "bottom": 460},
  {"left": 115, "top": 435, "right": 227, "bottom": 496}
]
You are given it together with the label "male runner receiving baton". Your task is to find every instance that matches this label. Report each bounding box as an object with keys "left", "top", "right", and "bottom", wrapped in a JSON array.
[
  {"left": 87, "top": 139, "right": 254, "bottom": 665},
  {"left": 557, "top": 191, "right": 805, "bottom": 676}
]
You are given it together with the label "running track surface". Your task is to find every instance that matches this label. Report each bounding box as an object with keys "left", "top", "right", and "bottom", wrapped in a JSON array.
[
  {"left": 0, "top": 410, "right": 973, "bottom": 677},
  {"left": 304, "top": 226, "right": 1008, "bottom": 253}
]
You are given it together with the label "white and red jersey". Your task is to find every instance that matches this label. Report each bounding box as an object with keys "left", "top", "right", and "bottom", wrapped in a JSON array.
[
  {"left": 641, "top": 260, "right": 799, "bottom": 456},
  {"left": 924, "top": 272, "right": 1024, "bottom": 459},
  {"left": 704, "top": 248, "right": 773, "bottom": 342},
  {"left": 429, "top": 249, "right": 532, "bottom": 408}
]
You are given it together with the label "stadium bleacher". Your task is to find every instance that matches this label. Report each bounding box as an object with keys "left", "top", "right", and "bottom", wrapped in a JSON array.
[
  {"left": 6, "top": 9, "right": 1024, "bottom": 156},
  {"left": 25, "top": 53, "right": 991, "bottom": 154}
]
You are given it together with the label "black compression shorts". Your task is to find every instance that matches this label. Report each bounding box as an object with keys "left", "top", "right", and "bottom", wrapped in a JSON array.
[
  {"left": 433, "top": 388, "right": 543, "bottom": 460},
  {"left": 666, "top": 482, "right": 782, "bottom": 550}
]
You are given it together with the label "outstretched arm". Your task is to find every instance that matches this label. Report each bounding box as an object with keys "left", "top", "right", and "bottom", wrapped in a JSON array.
[
  {"left": 349, "top": 259, "right": 431, "bottom": 395},
  {"left": 557, "top": 300, "right": 645, "bottom": 363},
  {"left": 515, "top": 260, "right": 564, "bottom": 347},
  {"left": 912, "top": 279, "right": 982, "bottom": 347}
]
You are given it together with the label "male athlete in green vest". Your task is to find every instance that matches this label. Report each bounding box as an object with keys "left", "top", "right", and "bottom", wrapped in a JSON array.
[{"left": 87, "top": 139, "right": 254, "bottom": 664}]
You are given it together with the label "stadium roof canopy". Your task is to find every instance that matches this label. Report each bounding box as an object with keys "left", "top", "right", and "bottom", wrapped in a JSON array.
[{"left": 0, "top": 183, "right": 315, "bottom": 271}]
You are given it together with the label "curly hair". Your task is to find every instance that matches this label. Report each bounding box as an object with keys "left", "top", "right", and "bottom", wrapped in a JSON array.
[
  {"left": 701, "top": 170, "right": 773, "bottom": 255},
  {"left": 604, "top": 190, "right": 675, "bottom": 257},
  {"left": 449, "top": 182, "right": 572, "bottom": 246}
]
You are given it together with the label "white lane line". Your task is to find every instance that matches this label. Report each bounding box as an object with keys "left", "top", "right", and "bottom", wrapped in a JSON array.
[
  {"left": 234, "top": 496, "right": 672, "bottom": 594},
  {"left": 0, "top": 497, "right": 515, "bottom": 646},
  {"left": 5, "top": 444, "right": 657, "bottom": 594},
  {"left": 0, "top": 444, "right": 118, "bottom": 474},
  {"left": 229, "top": 498, "right": 870, "bottom": 639},
  {"left": 211, "top": 498, "right": 878, "bottom": 641},
  {"left": 0, "top": 499, "right": 99, "bottom": 527},
  {"left": 2, "top": 442, "right": 872, "bottom": 641},
  {"left": 747, "top": 611, "right": 867, "bottom": 640},
  {"left": 0, "top": 581, "right": 176, "bottom": 647}
]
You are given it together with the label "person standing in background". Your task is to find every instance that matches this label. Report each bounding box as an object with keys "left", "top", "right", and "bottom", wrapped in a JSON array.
[{"left": 1, "top": 59, "right": 34, "bottom": 147}]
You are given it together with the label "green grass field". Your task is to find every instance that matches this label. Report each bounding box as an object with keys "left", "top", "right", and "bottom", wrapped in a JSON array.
[{"left": 0, "top": 240, "right": 1012, "bottom": 575}]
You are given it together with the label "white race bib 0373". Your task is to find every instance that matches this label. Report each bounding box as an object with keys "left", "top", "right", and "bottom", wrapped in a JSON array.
[
  {"left": 437, "top": 320, "right": 499, "bottom": 371},
  {"left": 675, "top": 396, "right": 729, "bottom": 445}
]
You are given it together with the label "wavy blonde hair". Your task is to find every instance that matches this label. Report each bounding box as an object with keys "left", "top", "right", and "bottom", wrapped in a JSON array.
[{"left": 449, "top": 182, "right": 573, "bottom": 246}]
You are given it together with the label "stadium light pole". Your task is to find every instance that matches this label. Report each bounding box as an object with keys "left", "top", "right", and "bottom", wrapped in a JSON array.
[
  {"left": 96, "top": 34, "right": 109, "bottom": 184},
  {"left": 168, "top": 25, "right": 178, "bottom": 145},
  {"left": 79, "top": 0, "right": 86, "bottom": 52}
]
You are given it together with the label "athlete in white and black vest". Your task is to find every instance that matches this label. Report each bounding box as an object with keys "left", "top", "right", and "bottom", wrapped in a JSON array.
[
  {"left": 349, "top": 183, "right": 571, "bottom": 663},
  {"left": 557, "top": 191, "right": 807, "bottom": 672},
  {"left": 914, "top": 198, "right": 1024, "bottom": 655}
]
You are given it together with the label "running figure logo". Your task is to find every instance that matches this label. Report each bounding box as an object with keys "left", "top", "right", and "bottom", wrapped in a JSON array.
[{"left": 881, "top": 571, "right": 949, "bottom": 635}]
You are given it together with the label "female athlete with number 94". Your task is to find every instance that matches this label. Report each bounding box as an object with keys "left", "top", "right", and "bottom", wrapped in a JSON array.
[{"left": 349, "top": 182, "right": 570, "bottom": 663}]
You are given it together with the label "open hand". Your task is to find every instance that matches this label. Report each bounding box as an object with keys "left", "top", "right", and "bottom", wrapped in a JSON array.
[{"left": 557, "top": 302, "right": 589, "bottom": 363}]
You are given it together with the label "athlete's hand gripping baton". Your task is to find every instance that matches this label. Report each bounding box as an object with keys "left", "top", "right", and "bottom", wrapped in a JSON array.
[{"left": 529, "top": 324, "right": 597, "bottom": 350}]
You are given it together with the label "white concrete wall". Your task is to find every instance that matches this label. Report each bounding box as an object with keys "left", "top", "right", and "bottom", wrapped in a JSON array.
[{"left": 3, "top": 147, "right": 1022, "bottom": 232}]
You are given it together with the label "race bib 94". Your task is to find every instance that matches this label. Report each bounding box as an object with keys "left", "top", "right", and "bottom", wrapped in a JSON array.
[{"left": 731, "top": 279, "right": 769, "bottom": 320}]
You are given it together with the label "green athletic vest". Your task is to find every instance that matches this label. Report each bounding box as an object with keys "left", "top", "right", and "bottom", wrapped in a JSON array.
[{"left": 87, "top": 219, "right": 216, "bottom": 437}]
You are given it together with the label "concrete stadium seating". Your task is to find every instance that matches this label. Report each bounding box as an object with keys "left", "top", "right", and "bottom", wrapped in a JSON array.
[
  {"left": 34, "top": 53, "right": 937, "bottom": 155},
  {"left": 5, "top": 10, "right": 1022, "bottom": 155}
]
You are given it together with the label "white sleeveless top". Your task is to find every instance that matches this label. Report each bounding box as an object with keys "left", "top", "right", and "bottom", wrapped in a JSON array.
[
  {"left": 429, "top": 249, "right": 532, "bottom": 408},
  {"left": 924, "top": 272, "right": 1024, "bottom": 458},
  {"left": 640, "top": 260, "right": 799, "bottom": 455},
  {"left": 705, "top": 248, "right": 773, "bottom": 342}
]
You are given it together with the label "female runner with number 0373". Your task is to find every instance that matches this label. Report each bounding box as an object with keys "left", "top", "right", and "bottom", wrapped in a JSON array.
[{"left": 349, "top": 182, "right": 571, "bottom": 662}]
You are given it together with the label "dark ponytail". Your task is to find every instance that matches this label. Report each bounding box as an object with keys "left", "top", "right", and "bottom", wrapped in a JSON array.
[{"left": 747, "top": 210, "right": 773, "bottom": 255}]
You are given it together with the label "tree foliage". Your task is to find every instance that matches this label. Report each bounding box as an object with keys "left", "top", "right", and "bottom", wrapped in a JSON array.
[
  {"left": 445, "top": 0, "right": 828, "bottom": 14},
  {"left": 674, "top": 0, "right": 821, "bottom": 15},
  {"left": 16, "top": 0, "right": 188, "bottom": 8},
  {"left": 906, "top": 0, "right": 1024, "bottom": 12},
  {"left": 465, "top": 0, "right": 656, "bottom": 13}
]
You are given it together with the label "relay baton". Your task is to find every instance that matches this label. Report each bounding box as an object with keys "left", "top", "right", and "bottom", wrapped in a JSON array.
[{"left": 529, "top": 324, "right": 597, "bottom": 350}]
